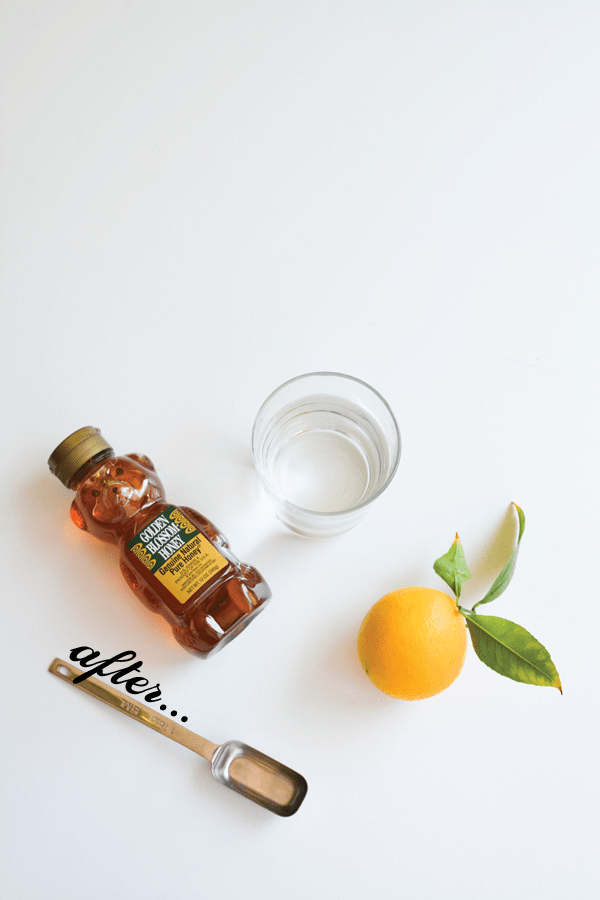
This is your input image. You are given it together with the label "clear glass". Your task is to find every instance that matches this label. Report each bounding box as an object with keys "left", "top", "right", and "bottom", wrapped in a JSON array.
[{"left": 252, "top": 372, "right": 401, "bottom": 538}]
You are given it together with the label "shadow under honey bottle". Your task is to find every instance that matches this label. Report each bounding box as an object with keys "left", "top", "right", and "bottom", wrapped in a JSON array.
[{"left": 48, "top": 427, "right": 271, "bottom": 657}]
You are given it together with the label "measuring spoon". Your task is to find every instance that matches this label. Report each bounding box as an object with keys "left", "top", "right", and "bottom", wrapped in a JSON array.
[{"left": 49, "top": 658, "right": 307, "bottom": 817}]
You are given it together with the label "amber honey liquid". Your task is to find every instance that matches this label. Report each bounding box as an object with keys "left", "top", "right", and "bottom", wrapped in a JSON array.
[
  {"left": 69, "top": 451, "right": 270, "bottom": 658},
  {"left": 119, "top": 503, "right": 268, "bottom": 655}
]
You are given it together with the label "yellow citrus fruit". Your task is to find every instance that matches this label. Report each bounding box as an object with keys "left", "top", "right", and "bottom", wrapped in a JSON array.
[{"left": 357, "top": 587, "right": 467, "bottom": 700}]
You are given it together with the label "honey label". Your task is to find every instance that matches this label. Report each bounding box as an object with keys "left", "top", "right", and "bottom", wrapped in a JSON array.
[{"left": 127, "top": 506, "right": 227, "bottom": 604}]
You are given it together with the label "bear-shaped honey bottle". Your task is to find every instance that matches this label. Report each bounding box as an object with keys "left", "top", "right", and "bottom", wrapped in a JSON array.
[{"left": 49, "top": 427, "right": 270, "bottom": 657}]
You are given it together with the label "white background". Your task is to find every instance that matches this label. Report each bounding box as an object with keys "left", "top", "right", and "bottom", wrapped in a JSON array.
[{"left": 1, "top": 2, "right": 599, "bottom": 898}]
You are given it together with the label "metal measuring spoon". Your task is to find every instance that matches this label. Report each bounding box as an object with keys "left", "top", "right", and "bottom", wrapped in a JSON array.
[{"left": 49, "top": 658, "right": 307, "bottom": 817}]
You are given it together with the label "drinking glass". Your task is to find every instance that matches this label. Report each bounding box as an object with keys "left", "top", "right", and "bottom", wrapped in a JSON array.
[{"left": 252, "top": 372, "right": 401, "bottom": 538}]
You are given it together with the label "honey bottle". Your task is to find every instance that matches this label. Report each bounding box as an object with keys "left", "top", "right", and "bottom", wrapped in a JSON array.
[{"left": 48, "top": 427, "right": 271, "bottom": 658}]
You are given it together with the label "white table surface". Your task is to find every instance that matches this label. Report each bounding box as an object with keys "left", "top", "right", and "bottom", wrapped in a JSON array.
[{"left": 1, "top": 2, "right": 599, "bottom": 898}]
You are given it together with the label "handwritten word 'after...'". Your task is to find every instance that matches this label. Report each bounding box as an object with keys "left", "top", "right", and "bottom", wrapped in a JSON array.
[{"left": 68, "top": 646, "right": 163, "bottom": 702}]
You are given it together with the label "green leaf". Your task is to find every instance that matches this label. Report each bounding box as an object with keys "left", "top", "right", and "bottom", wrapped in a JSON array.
[
  {"left": 433, "top": 534, "right": 471, "bottom": 600},
  {"left": 472, "top": 503, "right": 526, "bottom": 610},
  {"left": 462, "top": 611, "right": 562, "bottom": 692}
]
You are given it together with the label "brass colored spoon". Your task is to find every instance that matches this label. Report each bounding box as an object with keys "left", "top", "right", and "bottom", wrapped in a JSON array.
[{"left": 49, "top": 658, "right": 307, "bottom": 817}]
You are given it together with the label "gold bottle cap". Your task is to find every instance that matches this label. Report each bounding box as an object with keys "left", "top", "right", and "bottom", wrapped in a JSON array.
[{"left": 48, "top": 426, "right": 114, "bottom": 488}]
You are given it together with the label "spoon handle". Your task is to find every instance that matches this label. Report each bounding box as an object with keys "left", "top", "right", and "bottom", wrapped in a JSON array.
[{"left": 48, "top": 658, "right": 218, "bottom": 762}]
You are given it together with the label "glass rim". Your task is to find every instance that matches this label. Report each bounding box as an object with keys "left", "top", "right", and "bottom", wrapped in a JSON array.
[{"left": 251, "top": 371, "right": 401, "bottom": 518}]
